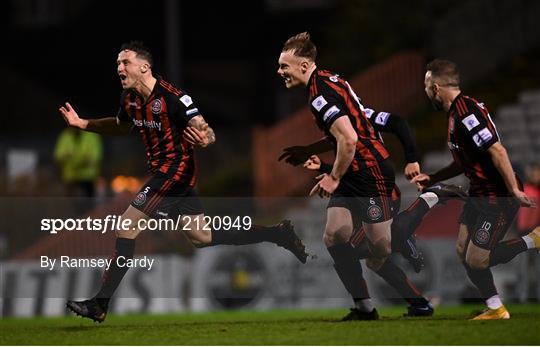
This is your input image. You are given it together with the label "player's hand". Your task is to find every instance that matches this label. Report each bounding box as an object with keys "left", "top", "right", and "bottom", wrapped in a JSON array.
[
  {"left": 512, "top": 189, "right": 536, "bottom": 208},
  {"left": 303, "top": 155, "right": 321, "bottom": 171},
  {"left": 411, "top": 173, "right": 431, "bottom": 191},
  {"left": 278, "top": 146, "right": 311, "bottom": 166},
  {"left": 183, "top": 124, "right": 209, "bottom": 147},
  {"left": 309, "top": 173, "right": 339, "bottom": 198},
  {"left": 404, "top": 162, "right": 421, "bottom": 180},
  {"left": 58, "top": 102, "right": 87, "bottom": 129}
]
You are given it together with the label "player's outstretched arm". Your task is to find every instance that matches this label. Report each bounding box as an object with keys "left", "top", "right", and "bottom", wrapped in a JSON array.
[
  {"left": 183, "top": 115, "right": 216, "bottom": 148},
  {"left": 411, "top": 160, "right": 463, "bottom": 190},
  {"left": 367, "top": 111, "right": 421, "bottom": 179},
  {"left": 386, "top": 116, "right": 421, "bottom": 179},
  {"left": 59, "top": 102, "right": 88, "bottom": 129},
  {"left": 278, "top": 137, "right": 334, "bottom": 166},
  {"left": 488, "top": 142, "right": 535, "bottom": 207},
  {"left": 58, "top": 102, "right": 132, "bottom": 135}
]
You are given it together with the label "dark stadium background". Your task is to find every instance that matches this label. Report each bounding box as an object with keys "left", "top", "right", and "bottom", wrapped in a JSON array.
[
  {"left": 5, "top": 0, "right": 537, "bottom": 194},
  {"left": 1, "top": 0, "right": 539, "bottom": 317}
]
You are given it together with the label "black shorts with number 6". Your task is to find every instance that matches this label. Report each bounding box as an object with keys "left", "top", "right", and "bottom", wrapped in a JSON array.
[
  {"left": 131, "top": 172, "right": 204, "bottom": 219},
  {"left": 328, "top": 159, "right": 396, "bottom": 224}
]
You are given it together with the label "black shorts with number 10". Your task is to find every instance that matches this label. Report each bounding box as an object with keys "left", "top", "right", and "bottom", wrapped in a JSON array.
[
  {"left": 460, "top": 196, "right": 520, "bottom": 250},
  {"left": 131, "top": 172, "right": 204, "bottom": 219},
  {"left": 328, "top": 159, "right": 397, "bottom": 223}
]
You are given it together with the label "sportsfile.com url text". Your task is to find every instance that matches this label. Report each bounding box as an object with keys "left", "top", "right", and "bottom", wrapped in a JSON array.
[{"left": 41, "top": 215, "right": 252, "bottom": 234}]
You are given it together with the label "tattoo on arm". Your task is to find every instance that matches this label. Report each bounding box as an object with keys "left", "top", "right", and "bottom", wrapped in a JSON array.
[
  {"left": 188, "top": 115, "right": 216, "bottom": 145},
  {"left": 206, "top": 127, "right": 216, "bottom": 144},
  {"left": 187, "top": 115, "right": 207, "bottom": 130}
]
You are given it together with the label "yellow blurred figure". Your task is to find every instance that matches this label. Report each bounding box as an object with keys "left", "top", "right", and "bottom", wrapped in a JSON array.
[{"left": 54, "top": 128, "right": 103, "bottom": 197}]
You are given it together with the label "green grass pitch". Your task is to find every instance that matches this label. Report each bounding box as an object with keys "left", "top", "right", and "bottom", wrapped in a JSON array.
[{"left": 1, "top": 304, "right": 539, "bottom": 345}]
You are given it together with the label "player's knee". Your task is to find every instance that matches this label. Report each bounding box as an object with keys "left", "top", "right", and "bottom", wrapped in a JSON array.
[
  {"left": 188, "top": 231, "right": 212, "bottom": 248},
  {"left": 382, "top": 240, "right": 392, "bottom": 256},
  {"left": 116, "top": 229, "right": 139, "bottom": 239},
  {"left": 466, "top": 252, "right": 489, "bottom": 269},
  {"left": 323, "top": 232, "right": 335, "bottom": 247},
  {"left": 456, "top": 242, "right": 466, "bottom": 261},
  {"left": 371, "top": 238, "right": 391, "bottom": 258},
  {"left": 323, "top": 225, "right": 348, "bottom": 246}
]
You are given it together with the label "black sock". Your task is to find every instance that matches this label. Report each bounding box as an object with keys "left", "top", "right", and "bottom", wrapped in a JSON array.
[
  {"left": 327, "top": 243, "right": 370, "bottom": 300},
  {"left": 462, "top": 261, "right": 498, "bottom": 299},
  {"left": 209, "top": 225, "right": 279, "bottom": 246},
  {"left": 391, "top": 198, "right": 430, "bottom": 250},
  {"left": 490, "top": 239, "right": 528, "bottom": 266},
  {"left": 375, "top": 259, "right": 429, "bottom": 306},
  {"left": 94, "top": 238, "right": 135, "bottom": 309}
]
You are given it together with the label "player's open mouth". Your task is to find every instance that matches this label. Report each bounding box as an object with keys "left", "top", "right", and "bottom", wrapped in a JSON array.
[
  {"left": 283, "top": 76, "right": 291, "bottom": 83},
  {"left": 119, "top": 74, "right": 127, "bottom": 81}
]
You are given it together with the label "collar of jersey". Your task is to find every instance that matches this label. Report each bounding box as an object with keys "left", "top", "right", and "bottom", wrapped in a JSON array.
[
  {"left": 448, "top": 92, "right": 464, "bottom": 114},
  {"left": 306, "top": 68, "right": 318, "bottom": 90},
  {"left": 129, "top": 75, "right": 162, "bottom": 105}
]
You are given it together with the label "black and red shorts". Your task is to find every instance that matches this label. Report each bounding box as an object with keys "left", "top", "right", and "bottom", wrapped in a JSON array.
[
  {"left": 328, "top": 159, "right": 397, "bottom": 224},
  {"left": 349, "top": 185, "right": 401, "bottom": 246},
  {"left": 459, "top": 196, "right": 520, "bottom": 250},
  {"left": 131, "top": 172, "right": 204, "bottom": 218}
]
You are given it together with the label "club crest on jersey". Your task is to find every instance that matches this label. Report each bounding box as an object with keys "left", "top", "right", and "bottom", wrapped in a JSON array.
[
  {"left": 475, "top": 228, "right": 490, "bottom": 245},
  {"left": 449, "top": 117, "right": 455, "bottom": 133},
  {"left": 151, "top": 100, "right": 162, "bottom": 114},
  {"left": 329, "top": 75, "right": 339, "bottom": 82},
  {"left": 367, "top": 204, "right": 382, "bottom": 221},
  {"left": 133, "top": 192, "right": 147, "bottom": 206}
]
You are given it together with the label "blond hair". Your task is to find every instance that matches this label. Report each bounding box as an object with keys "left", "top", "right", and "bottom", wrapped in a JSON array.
[{"left": 282, "top": 32, "right": 317, "bottom": 61}]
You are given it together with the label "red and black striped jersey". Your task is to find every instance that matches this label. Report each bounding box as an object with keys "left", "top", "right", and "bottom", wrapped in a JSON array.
[
  {"left": 117, "top": 76, "right": 201, "bottom": 186},
  {"left": 307, "top": 69, "right": 390, "bottom": 171},
  {"left": 447, "top": 93, "right": 507, "bottom": 196}
]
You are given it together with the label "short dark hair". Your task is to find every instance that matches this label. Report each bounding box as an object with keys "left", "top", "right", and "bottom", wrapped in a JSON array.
[
  {"left": 282, "top": 32, "right": 317, "bottom": 61},
  {"left": 426, "top": 59, "right": 460, "bottom": 86},
  {"left": 120, "top": 41, "right": 153, "bottom": 67}
]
